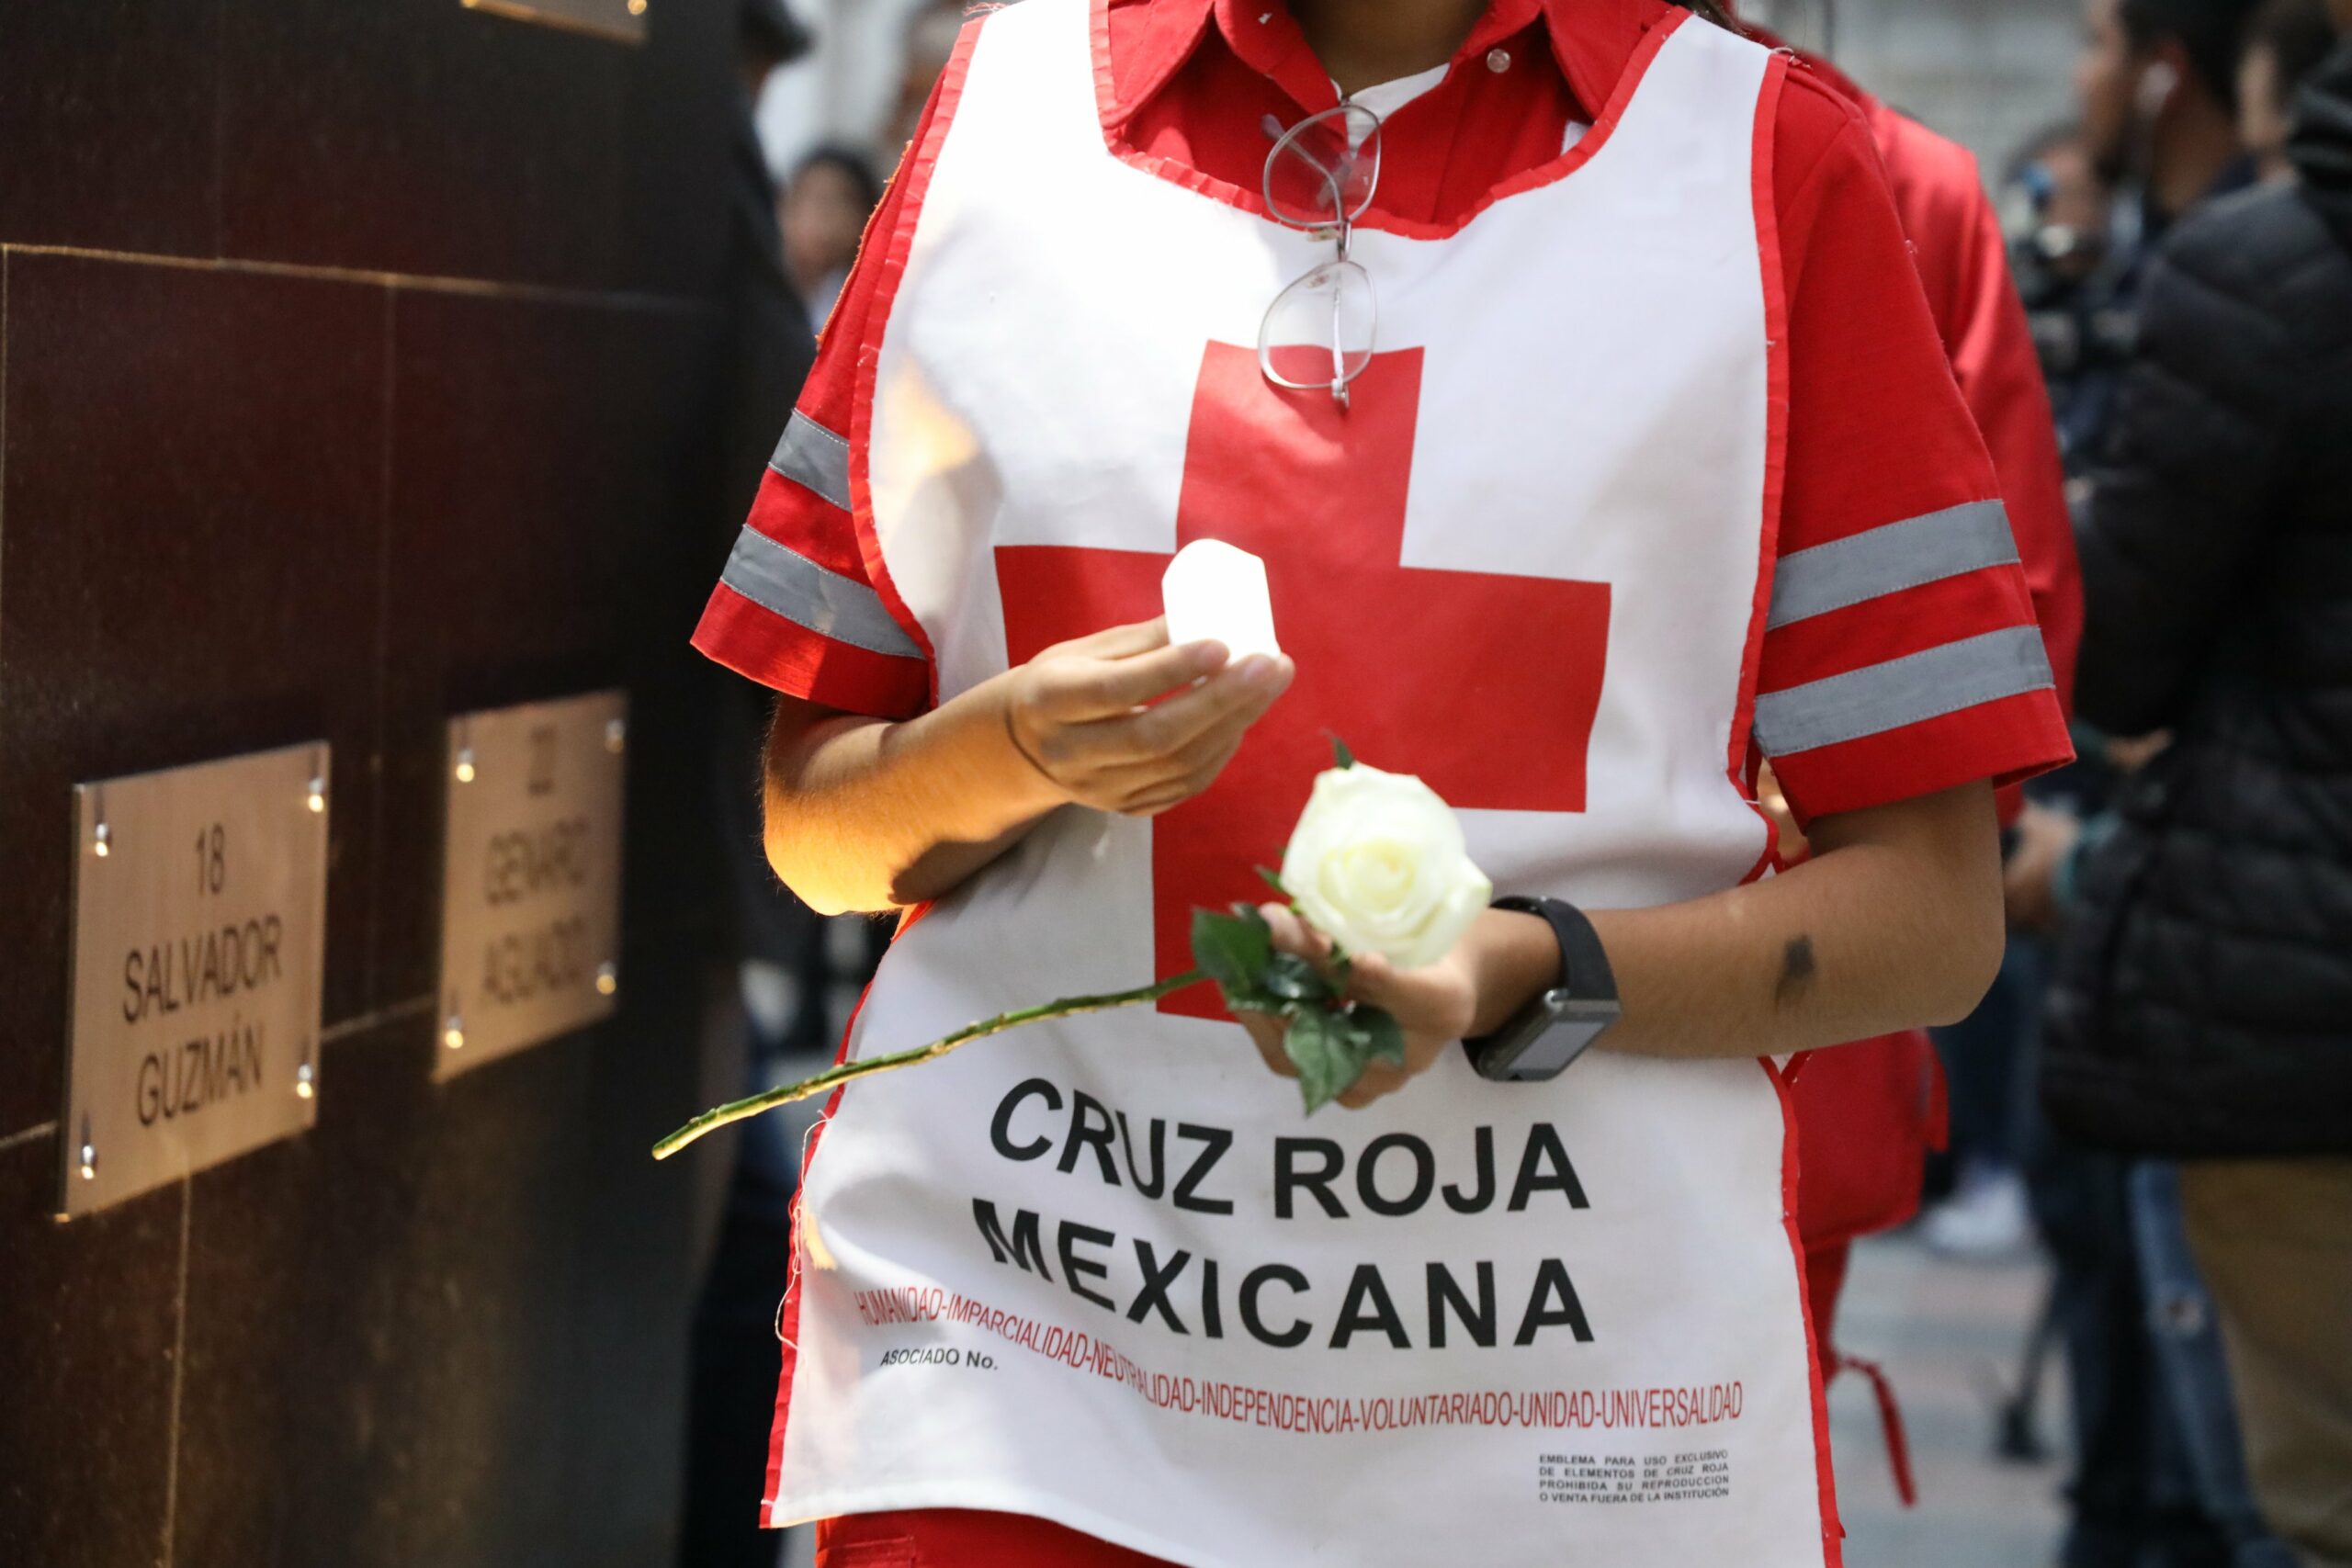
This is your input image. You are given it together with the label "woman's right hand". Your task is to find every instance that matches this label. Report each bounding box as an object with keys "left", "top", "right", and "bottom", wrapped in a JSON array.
[{"left": 1000, "top": 616, "right": 1295, "bottom": 818}]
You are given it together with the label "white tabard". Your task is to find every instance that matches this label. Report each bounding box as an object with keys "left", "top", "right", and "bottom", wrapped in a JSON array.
[{"left": 765, "top": 3, "right": 1838, "bottom": 1562}]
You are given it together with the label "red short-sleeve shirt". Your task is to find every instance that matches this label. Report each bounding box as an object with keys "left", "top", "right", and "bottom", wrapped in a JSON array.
[{"left": 694, "top": 0, "right": 2073, "bottom": 824}]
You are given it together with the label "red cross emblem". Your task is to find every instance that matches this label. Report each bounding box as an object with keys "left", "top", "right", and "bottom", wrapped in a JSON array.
[{"left": 998, "top": 344, "right": 1610, "bottom": 1018}]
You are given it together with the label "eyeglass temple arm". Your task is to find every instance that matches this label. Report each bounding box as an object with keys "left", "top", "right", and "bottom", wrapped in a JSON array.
[
  {"left": 1281, "top": 127, "right": 1360, "bottom": 224},
  {"left": 1326, "top": 256, "right": 1351, "bottom": 408}
]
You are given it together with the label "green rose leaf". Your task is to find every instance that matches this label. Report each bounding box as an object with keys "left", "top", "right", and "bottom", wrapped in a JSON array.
[
  {"left": 1330, "top": 734, "right": 1357, "bottom": 770},
  {"left": 1285, "top": 1007, "right": 1356, "bottom": 1114},
  {"left": 1255, "top": 864, "right": 1290, "bottom": 897},
  {"left": 1199, "top": 896, "right": 1406, "bottom": 1114},
  {"left": 1260, "top": 951, "right": 1327, "bottom": 1004},
  {"left": 1356, "top": 1004, "right": 1408, "bottom": 1068},
  {"left": 1192, "top": 905, "right": 1273, "bottom": 1005}
]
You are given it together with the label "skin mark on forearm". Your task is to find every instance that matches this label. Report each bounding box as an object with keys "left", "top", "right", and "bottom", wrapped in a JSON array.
[{"left": 1774, "top": 935, "right": 1817, "bottom": 1010}]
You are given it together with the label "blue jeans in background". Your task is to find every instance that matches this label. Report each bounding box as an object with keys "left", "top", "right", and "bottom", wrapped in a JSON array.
[{"left": 2129, "top": 1162, "right": 2296, "bottom": 1568}]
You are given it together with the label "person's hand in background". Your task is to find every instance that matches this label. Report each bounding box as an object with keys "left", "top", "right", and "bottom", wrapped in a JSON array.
[{"left": 2004, "top": 800, "right": 2083, "bottom": 931}]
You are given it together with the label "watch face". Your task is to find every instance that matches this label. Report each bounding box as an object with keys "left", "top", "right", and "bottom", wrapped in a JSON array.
[
  {"left": 1500, "top": 994, "right": 1619, "bottom": 1080},
  {"left": 1510, "top": 1017, "right": 1609, "bottom": 1078}
]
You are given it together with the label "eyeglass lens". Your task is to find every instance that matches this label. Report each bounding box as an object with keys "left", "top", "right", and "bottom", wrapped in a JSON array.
[
  {"left": 1260, "top": 103, "right": 1383, "bottom": 400},
  {"left": 1263, "top": 103, "right": 1383, "bottom": 230},
  {"left": 1260, "top": 260, "right": 1376, "bottom": 392}
]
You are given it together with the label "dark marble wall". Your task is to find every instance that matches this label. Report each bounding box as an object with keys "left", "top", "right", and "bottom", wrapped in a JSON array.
[{"left": 0, "top": 2, "right": 744, "bottom": 1563}]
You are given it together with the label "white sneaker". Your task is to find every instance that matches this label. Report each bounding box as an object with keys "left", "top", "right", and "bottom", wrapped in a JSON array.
[{"left": 1920, "top": 1168, "right": 2032, "bottom": 1259}]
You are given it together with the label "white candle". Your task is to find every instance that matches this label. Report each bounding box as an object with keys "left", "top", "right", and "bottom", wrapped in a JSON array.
[{"left": 1161, "top": 539, "right": 1280, "bottom": 661}]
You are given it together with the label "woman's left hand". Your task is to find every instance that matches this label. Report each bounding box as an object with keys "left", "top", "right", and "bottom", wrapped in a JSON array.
[{"left": 1235, "top": 902, "right": 1481, "bottom": 1110}]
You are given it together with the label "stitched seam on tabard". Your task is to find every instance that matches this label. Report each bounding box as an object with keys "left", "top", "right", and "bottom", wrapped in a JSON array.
[
  {"left": 768, "top": 412, "right": 854, "bottom": 510},
  {"left": 719, "top": 527, "right": 923, "bottom": 659},
  {"left": 1767, "top": 501, "right": 2019, "bottom": 629},
  {"left": 1754, "top": 626, "right": 2055, "bottom": 756},
  {"left": 797, "top": 415, "right": 849, "bottom": 453}
]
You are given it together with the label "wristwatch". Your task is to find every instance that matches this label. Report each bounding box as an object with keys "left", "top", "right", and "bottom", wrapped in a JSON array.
[{"left": 1463, "top": 896, "right": 1620, "bottom": 1082}]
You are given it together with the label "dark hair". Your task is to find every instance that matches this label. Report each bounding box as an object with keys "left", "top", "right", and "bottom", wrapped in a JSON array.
[
  {"left": 740, "top": 0, "right": 813, "bottom": 69},
  {"left": 2243, "top": 0, "right": 2338, "bottom": 102},
  {"left": 791, "top": 142, "right": 886, "bottom": 216},
  {"left": 2120, "top": 0, "right": 2266, "bottom": 107}
]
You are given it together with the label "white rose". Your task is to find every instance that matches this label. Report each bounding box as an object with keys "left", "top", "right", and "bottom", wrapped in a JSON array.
[{"left": 1277, "top": 763, "right": 1493, "bottom": 970}]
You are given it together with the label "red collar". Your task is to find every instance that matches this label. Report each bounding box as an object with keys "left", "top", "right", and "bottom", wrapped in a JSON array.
[{"left": 1102, "top": 0, "right": 1669, "bottom": 126}]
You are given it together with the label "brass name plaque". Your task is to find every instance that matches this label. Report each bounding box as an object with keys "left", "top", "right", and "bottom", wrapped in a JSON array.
[
  {"left": 63, "top": 744, "right": 330, "bottom": 1216},
  {"left": 436, "top": 691, "right": 628, "bottom": 1079}
]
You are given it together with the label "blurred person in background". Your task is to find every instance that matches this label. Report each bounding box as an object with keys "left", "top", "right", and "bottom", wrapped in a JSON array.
[
  {"left": 681, "top": 4, "right": 835, "bottom": 1566},
  {"left": 2082, "top": 0, "right": 2261, "bottom": 230},
  {"left": 2004, "top": 123, "right": 2125, "bottom": 483},
  {"left": 882, "top": 0, "right": 967, "bottom": 157},
  {"left": 780, "top": 143, "right": 883, "bottom": 327},
  {"left": 2010, "top": 9, "right": 2289, "bottom": 1567},
  {"left": 2042, "top": 1, "right": 2352, "bottom": 1558},
  {"left": 2026, "top": 0, "right": 2260, "bottom": 488},
  {"left": 2238, "top": 0, "right": 2338, "bottom": 179},
  {"left": 2007, "top": 125, "right": 2118, "bottom": 299}
]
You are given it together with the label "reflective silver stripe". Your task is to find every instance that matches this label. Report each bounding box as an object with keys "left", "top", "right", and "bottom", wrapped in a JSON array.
[
  {"left": 1754, "top": 626, "right": 2053, "bottom": 756},
  {"left": 718, "top": 527, "right": 923, "bottom": 660},
  {"left": 769, "top": 412, "right": 852, "bottom": 511},
  {"left": 1768, "top": 501, "right": 2019, "bottom": 630}
]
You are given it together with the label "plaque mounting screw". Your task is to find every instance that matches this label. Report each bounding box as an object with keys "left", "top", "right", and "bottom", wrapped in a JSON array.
[
  {"left": 77, "top": 1116, "right": 97, "bottom": 1181},
  {"left": 92, "top": 820, "right": 110, "bottom": 858},
  {"left": 596, "top": 961, "right": 618, "bottom": 998},
  {"left": 295, "top": 1040, "right": 316, "bottom": 1100},
  {"left": 306, "top": 777, "right": 327, "bottom": 814},
  {"left": 443, "top": 1015, "right": 466, "bottom": 1051},
  {"left": 454, "top": 749, "right": 476, "bottom": 784},
  {"left": 605, "top": 718, "right": 627, "bottom": 754}
]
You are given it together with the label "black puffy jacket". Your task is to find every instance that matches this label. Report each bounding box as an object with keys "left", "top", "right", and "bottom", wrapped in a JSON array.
[{"left": 2043, "top": 43, "right": 2352, "bottom": 1158}]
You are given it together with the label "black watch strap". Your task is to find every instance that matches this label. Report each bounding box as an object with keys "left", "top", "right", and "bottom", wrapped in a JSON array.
[
  {"left": 1491, "top": 896, "right": 1617, "bottom": 1005},
  {"left": 1463, "top": 896, "right": 1619, "bottom": 1082}
]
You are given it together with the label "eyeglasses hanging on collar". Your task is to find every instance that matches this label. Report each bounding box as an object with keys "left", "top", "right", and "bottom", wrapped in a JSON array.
[{"left": 1259, "top": 101, "right": 1383, "bottom": 409}]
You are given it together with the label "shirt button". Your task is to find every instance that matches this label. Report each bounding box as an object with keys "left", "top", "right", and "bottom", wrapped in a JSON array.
[{"left": 1486, "top": 47, "right": 1511, "bottom": 73}]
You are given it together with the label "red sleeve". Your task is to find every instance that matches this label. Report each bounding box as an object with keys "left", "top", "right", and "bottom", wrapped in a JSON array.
[
  {"left": 688, "top": 92, "right": 941, "bottom": 719},
  {"left": 1939, "top": 167, "right": 2083, "bottom": 717},
  {"left": 1866, "top": 104, "right": 2083, "bottom": 828},
  {"left": 1755, "top": 74, "right": 2074, "bottom": 826}
]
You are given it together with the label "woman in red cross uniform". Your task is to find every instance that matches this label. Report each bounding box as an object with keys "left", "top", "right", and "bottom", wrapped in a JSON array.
[{"left": 691, "top": 2, "right": 2073, "bottom": 1563}]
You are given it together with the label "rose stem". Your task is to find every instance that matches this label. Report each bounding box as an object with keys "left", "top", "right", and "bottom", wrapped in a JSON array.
[{"left": 650, "top": 968, "right": 1212, "bottom": 1160}]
